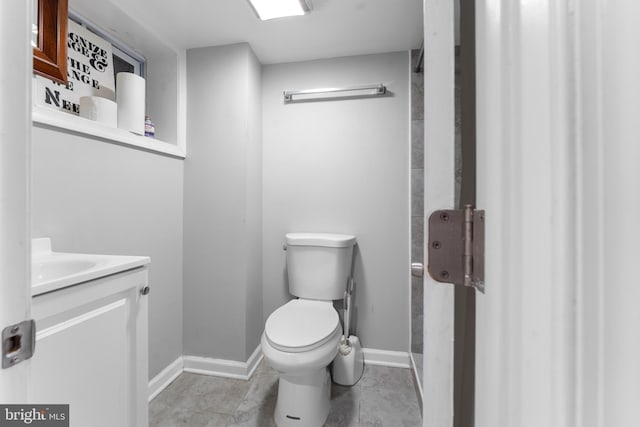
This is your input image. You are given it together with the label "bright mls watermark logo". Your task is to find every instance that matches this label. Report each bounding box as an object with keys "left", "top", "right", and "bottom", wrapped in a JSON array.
[{"left": 0, "top": 405, "right": 68, "bottom": 426}]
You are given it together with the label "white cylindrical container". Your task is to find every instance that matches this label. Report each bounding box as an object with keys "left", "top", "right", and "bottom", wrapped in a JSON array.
[
  {"left": 116, "top": 72, "right": 145, "bottom": 135},
  {"left": 331, "top": 335, "right": 364, "bottom": 386},
  {"left": 79, "top": 96, "right": 117, "bottom": 127}
]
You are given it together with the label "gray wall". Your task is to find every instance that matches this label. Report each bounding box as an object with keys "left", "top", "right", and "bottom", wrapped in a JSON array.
[
  {"left": 262, "top": 52, "right": 411, "bottom": 352},
  {"left": 184, "top": 43, "right": 263, "bottom": 362},
  {"left": 30, "top": 125, "right": 184, "bottom": 379},
  {"left": 31, "top": 48, "right": 411, "bottom": 380}
]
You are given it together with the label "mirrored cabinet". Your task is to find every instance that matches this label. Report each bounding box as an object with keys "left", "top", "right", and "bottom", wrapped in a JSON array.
[{"left": 33, "top": 0, "right": 68, "bottom": 84}]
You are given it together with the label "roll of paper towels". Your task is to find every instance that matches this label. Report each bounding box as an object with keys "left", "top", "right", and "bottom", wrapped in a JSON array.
[
  {"left": 79, "top": 96, "right": 117, "bottom": 128},
  {"left": 116, "top": 72, "right": 146, "bottom": 135}
]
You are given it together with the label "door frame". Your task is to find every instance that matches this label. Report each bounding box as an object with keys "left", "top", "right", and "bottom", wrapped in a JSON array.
[
  {"left": 0, "top": 0, "right": 33, "bottom": 402},
  {"left": 422, "top": 0, "right": 456, "bottom": 426}
]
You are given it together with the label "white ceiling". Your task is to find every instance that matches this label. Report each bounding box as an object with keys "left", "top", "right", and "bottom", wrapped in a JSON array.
[{"left": 110, "top": 0, "right": 424, "bottom": 64}]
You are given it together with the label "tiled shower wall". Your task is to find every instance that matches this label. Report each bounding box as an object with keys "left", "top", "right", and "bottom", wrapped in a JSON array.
[
  {"left": 410, "top": 50, "right": 424, "bottom": 357},
  {"left": 410, "top": 49, "right": 462, "bottom": 371}
]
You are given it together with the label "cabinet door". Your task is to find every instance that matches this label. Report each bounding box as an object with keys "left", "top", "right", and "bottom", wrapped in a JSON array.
[{"left": 30, "top": 268, "right": 148, "bottom": 427}]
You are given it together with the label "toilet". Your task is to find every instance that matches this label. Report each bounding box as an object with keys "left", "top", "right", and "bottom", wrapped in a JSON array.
[{"left": 261, "top": 232, "right": 357, "bottom": 427}]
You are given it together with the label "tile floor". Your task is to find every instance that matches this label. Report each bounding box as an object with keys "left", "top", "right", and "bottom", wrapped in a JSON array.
[{"left": 150, "top": 361, "right": 422, "bottom": 426}]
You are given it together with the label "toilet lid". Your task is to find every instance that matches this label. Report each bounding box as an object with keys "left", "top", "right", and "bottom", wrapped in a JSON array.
[{"left": 265, "top": 299, "right": 340, "bottom": 352}]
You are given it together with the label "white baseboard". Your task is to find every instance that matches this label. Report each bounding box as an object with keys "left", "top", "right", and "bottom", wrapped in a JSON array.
[
  {"left": 148, "top": 356, "right": 184, "bottom": 402},
  {"left": 363, "top": 348, "right": 411, "bottom": 368},
  {"left": 245, "top": 345, "right": 264, "bottom": 378},
  {"left": 183, "top": 345, "right": 263, "bottom": 381},
  {"left": 409, "top": 352, "right": 424, "bottom": 412}
]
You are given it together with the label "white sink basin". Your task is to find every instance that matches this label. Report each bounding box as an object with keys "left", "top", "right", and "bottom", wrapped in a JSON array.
[
  {"left": 32, "top": 259, "right": 98, "bottom": 284},
  {"left": 31, "top": 238, "right": 150, "bottom": 296}
]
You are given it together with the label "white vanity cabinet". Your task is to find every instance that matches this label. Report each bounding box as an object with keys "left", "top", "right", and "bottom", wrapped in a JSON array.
[{"left": 30, "top": 267, "right": 149, "bottom": 427}]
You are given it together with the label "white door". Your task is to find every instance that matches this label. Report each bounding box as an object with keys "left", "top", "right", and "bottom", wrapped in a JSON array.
[
  {"left": 474, "top": 0, "right": 570, "bottom": 422},
  {"left": 0, "top": 0, "right": 32, "bottom": 404},
  {"left": 474, "top": 0, "right": 640, "bottom": 426}
]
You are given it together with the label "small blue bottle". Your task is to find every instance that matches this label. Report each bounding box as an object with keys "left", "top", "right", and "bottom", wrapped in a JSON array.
[{"left": 144, "top": 116, "right": 155, "bottom": 138}]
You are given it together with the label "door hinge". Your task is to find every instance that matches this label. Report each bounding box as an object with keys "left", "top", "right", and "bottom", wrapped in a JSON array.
[
  {"left": 427, "top": 205, "right": 485, "bottom": 292},
  {"left": 2, "top": 320, "right": 36, "bottom": 369}
]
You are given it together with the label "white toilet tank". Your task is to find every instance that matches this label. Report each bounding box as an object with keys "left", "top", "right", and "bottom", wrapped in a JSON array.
[{"left": 286, "top": 233, "right": 356, "bottom": 301}]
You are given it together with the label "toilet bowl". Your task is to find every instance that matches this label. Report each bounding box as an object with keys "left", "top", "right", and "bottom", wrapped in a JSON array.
[
  {"left": 261, "top": 233, "right": 356, "bottom": 427},
  {"left": 262, "top": 299, "right": 342, "bottom": 372},
  {"left": 261, "top": 300, "right": 342, "bottom": 426}
]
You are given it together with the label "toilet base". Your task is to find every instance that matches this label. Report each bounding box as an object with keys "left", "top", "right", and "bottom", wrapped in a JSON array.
[{"left": 274, "top": 367, "right": 331, "bottom": 427}]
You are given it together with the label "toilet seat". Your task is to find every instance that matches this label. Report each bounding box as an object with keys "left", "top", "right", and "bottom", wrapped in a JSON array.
[{"left": 265, "top": 299, "right": 340, "bottom": 353}]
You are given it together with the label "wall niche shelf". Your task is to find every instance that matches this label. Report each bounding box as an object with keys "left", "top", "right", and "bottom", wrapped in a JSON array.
[
  {"left": 31, "top": 0, "right": 187, "bottom": 160},
  {"left": 32, "top": 105, "right": 185, "bottom": 159}
]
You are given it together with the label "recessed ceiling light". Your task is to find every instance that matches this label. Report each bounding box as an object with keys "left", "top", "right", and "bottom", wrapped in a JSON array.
[{"left": 247, "top": 0, "right": 312, "bottom": 21}]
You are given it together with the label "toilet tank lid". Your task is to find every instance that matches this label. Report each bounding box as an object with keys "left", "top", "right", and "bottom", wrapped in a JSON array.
[{"left": 286, "top": 233, "right": 356, "bottom": 248}]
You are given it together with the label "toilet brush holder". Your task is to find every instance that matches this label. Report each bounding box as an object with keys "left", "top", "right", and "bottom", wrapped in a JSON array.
[{"left": 331, "top": 335, "right": 364, "bottom": 386}]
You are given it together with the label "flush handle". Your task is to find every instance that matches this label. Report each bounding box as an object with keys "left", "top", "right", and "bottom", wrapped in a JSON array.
[{"left": 411, "top": 262, "right": 424, "bottom": 278}]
